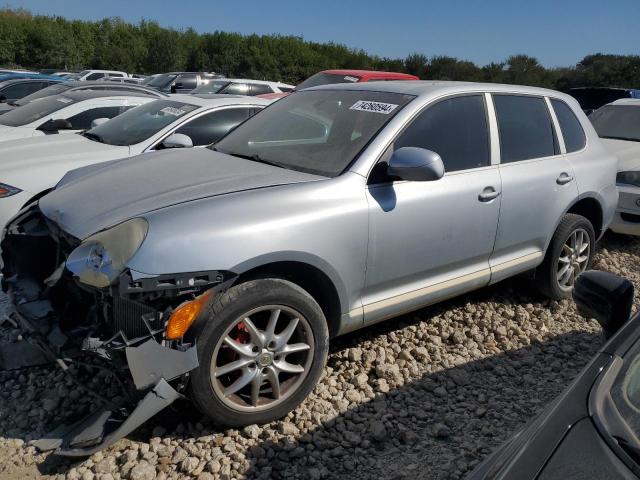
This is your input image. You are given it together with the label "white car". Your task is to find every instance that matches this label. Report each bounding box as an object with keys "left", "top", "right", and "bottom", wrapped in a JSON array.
[
  {"left": 191, "top": 78, "right": 295, "bottom": 96},
  {"left": 0, "top": 90, "right": 155, "bottom": 142},
  {"left": 591, "top": 99, "right": 640, "bottom": 235},
  {"left": 67, "top": 70, "right": 129, "bottom": 81},
  {"left": 0, "top": 94, "right": 271, "bottom": 228}
]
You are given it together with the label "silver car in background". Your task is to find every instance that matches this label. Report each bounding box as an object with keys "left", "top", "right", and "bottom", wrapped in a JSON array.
[{"left": 2, "top": 81, "right": 618, "bottom": 455}]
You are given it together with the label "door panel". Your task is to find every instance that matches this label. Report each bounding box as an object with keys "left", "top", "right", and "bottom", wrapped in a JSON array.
[
  {"left": 364, "top": 167, "right": 501, "bottom": 322},
  {"left": 489, "top": 94, "right": 579, "bottom": 281},
  {"left": 489, "top": 156, "right": 578, "bottom": 280}
]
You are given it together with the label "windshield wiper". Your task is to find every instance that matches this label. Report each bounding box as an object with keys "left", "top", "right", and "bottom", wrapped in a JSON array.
[
  {"left": 601, "top": 135, "right": 640, "bottom": 142},
  {"left": 82, "top": 131, "right": 104, "bottom": 143}
]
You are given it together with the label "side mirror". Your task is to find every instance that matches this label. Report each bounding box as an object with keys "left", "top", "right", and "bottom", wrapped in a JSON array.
[
  {"left": 573, "top": 270, "right": 634, "bottom": 339},
  {"left": 387, "top": 147, "right": 445, "bottom": 182},
  {"left": 38, "top": 118, "right": 73, "bottom": 132},
  {"left": 91, "top": 118, "right": 109, "bottom": 128},
  {"left": 161, "top": 133, "right": 193, "bottom": 149}
]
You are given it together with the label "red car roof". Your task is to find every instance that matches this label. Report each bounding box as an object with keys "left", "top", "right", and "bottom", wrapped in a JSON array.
[{"left": 320, "top": 69, "right": 419, "bottom": 81}]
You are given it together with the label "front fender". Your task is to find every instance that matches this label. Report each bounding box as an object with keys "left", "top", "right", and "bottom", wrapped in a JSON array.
[
  {"left": 126, "top": 172, "right": 370, "bottom": 317},
  {"left": 230, "top": 250, "right": 350, "bottom": 313}
]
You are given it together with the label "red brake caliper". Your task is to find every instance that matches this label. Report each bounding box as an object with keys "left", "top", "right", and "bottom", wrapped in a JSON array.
[{"left": 222, "top": 322, "right": 251, "bottom": 368}]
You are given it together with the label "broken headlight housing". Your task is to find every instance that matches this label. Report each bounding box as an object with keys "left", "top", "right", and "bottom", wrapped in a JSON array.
[{"left": 66, "top": 218, "right": 149, "bottom": 288}]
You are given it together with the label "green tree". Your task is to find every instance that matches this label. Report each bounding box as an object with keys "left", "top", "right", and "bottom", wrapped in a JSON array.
[{"left": 3, "top": 7, "right": 640, "bottom": 90}]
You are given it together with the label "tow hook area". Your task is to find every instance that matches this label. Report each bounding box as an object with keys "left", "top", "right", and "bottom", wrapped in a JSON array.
[{"left": 31, "top": 339, "right": 199, "bottom": 457}]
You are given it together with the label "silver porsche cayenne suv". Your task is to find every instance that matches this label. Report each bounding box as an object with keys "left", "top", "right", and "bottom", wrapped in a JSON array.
[{"left": 2, "top": 81, "right": 618, "bottom": 455}]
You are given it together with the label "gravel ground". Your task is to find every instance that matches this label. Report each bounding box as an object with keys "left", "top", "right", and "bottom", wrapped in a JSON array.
[{"left": 1, "top": 231, "right": 640, "bottom": 480}]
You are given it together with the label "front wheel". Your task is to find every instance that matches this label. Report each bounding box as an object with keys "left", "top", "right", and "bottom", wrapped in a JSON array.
[
  {"left": 535, "top": 213, "right": 595, "bottom": 300},
  {"left": 189, "top": 278, "right": 329, "bottom": 427}
]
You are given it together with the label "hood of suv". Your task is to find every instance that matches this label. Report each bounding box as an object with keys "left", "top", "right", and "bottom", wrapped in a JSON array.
[
  {"left": 601, "top": 138, "right": 640, "bottom": 171},
  {"left": 39, "top": 148, "right": 324, "bottom": 239}
]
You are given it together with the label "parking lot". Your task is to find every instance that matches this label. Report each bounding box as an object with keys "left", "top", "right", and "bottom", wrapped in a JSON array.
[{"left": 0, "top": 230, "right": 636, "bottom": 480}]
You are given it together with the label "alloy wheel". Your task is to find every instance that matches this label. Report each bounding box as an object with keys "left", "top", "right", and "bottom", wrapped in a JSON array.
[
  {"left": 210, "top": 305, "right": 314, "bottom": 412},
  {"left": 557, "top": 228, "right": 590, "bottom": 290}
]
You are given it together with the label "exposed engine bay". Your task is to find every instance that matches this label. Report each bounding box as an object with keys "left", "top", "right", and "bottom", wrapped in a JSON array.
[{"left": 0, "top": 205, "right": 232, "bottom": 456}]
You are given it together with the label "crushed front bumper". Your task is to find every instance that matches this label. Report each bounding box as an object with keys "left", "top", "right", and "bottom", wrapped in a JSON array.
[
  {"left": 2, "top": 298, "right": 199, "bottom": 456},
  {"left": 0, "top": 206, "right": 230, "bottom": 456},
  {"left": 33, "top": 341, "right": 197, "bottom": 457}
]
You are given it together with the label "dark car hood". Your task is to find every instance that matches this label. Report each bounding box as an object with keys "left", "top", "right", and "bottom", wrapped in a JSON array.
[{"left": 39, "top": 148, "right": 324, "bottom": 239}]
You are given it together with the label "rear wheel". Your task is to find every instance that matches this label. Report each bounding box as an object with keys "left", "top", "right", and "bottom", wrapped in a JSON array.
[
  {"left": 189, "top": 278, "right": 329, "bottom": 427},
  {"left": 535, "top": 213, "right": 595, "bottom": 300}
]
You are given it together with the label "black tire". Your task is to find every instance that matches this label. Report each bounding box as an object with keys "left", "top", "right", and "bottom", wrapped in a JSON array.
[
  {"left": 535, "top": 213, "right": 595, "bottom": 300},
  {"left": 189, "top": 278, "right": 329, "bottom": 427}
]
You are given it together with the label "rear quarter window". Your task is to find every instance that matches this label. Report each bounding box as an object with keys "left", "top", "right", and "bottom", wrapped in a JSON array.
[{"left": 551, "top": 99, "right": 587, "bottom": 153}]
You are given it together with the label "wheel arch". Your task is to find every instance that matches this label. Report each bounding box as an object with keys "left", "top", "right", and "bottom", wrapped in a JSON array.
[
  {"left": 232, "top": 253, "right": 348, "bottom": 338},
  {"left": 565, "top": 195, "right": 604, "bottom": 240}
]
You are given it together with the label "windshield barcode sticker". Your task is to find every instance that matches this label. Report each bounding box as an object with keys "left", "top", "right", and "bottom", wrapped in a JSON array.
[
  {"left": 350, "top": 100, "right": 399, "bottom": 114},
  {"left": 344, "top": 76, "right": 359, "bottom": 82},
  {"left": 160, "top": 106, "right": 186, "bottom": 116}
]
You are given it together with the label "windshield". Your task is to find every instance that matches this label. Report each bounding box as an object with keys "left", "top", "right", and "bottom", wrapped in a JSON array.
[
  {"left": 213, "top": 90, "right": 414, "bottom": 177},
  {"left": 590, "top": 105, "right": 640, "bottom": 142},
  {"left": 146, "top": 73, "right": 178, "bottom": 89},
  {"left": 296, "top": 73, "right": 361, "bottom": 90},
  {"left": 84, "top": 99, "right": 199, "bottom": 146},
  {"left": 0, "top": 95, "right": 80, "bottom": 127},
  {"left": 608, "top": 339, "right": 640, "bottom": 452},
  {"left": 191, "top": 81, "right": 230, "bottom": 94},
  {"left": 14, "top": 83, "right": 72, "bottom": 106}
]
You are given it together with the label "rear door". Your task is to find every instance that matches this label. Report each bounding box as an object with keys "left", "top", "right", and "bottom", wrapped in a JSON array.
[{"left": 489, "top": 94, "right": 578, "bottom": 283}]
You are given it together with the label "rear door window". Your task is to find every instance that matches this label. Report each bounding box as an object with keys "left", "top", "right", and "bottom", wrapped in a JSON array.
[
  {"left": 394, "top": 94, "right": 491, "bottom": 172},
  {"left": 493, "top": 95, "right": 559, "bottom": 163},
  {"left": 551, "top": 99, "right": 586, "bottom": 153}
]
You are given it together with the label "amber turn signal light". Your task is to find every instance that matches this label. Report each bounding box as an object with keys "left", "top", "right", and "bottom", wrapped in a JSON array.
[{"left": 165, "top": 290, "right": 213, "bottom": 340}]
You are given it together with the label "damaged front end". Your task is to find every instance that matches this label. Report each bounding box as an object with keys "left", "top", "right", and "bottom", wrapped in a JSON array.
[{"left": 0, "top": 205, "right": 233, "bottom": 456}]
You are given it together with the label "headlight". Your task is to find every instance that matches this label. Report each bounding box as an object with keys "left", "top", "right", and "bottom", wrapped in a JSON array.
[
  {"left": 617, "top": 171, "right": 640, "bottom": 187},
  {"left": 0, "top": 183, "right": 22, "bottom": 197},
  {"left": 66, "top": 218, "right": 148, "bottom": 288}
]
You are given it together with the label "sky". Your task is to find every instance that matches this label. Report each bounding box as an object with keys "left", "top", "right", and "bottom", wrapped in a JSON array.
[{"left": 6, "top": 0, "right": 640, "bottom": 67}]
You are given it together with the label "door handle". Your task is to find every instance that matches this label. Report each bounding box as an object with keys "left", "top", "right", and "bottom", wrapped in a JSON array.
[
  {"left": 556, "top": 173, "right": 574, "bottom": 185},
  {"left": 478, "top": 187, "right": 501, "bottom": 202}
]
